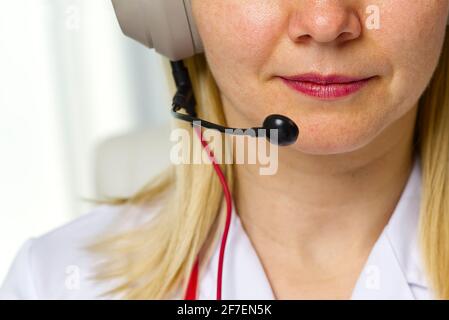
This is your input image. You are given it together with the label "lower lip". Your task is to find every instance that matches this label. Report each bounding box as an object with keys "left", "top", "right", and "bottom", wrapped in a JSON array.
[{"left": 280, "top": 77, "right": 374, "bottom": 100}]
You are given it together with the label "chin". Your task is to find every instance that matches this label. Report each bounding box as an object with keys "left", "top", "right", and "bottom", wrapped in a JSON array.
[
  {"left": 289, "top": 121, "right": 381, "bottom": 156},
  {"left": 293, "top": 140, "right": 367, "bottom": 156}
]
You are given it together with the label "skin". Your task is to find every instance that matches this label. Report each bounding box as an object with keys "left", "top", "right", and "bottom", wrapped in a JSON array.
[{"left": 191, "top": 0, "right": 449, "bottom": 299}]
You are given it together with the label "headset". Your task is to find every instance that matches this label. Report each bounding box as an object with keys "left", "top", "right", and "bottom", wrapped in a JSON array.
[{"left": 111, "top": 0, "right": 449, "bottom": 300}]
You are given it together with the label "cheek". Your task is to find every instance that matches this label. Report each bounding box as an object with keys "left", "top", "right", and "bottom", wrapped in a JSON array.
[
  {"left": 198, "top": 1, "right": 283, "bottom": 74},
  {"left": 195, "top": 1, "right": 286, "bottom": 123},
  {"left": 376, "top": 0, "right": 447, "bottom": 106},
  {"left": 377, "top": 0, "right": 448, "bottom": 127}
]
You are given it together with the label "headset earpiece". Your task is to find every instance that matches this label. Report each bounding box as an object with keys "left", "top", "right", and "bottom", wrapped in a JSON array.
[{"left": 111, "top": 0, "right": 203, "bottom": 60}]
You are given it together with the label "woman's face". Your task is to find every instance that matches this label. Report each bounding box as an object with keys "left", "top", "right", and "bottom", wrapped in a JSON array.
[{"left": 191, "top": 0, "right": 449, "bottom": 154}]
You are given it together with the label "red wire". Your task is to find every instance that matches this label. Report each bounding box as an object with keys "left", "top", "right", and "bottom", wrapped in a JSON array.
[
  {"left": 184, "top": 257, "right": 199, "bottom": 300},
  {"left": 192, "top": 125, "right": 233, "bottom": 300}
]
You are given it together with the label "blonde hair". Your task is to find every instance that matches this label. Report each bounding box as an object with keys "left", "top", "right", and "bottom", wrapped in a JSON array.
[
  {"left": 87, "top": 28, "right": 449, "bottom": 299},
  {"left": 418, "top": 27, "right": 449, "bottom": 299},
  {"left": 87, "top": 54, "right": 234, "bottom": 299}
]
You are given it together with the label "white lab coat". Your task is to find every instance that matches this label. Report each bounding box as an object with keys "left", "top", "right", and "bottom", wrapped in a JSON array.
[{"left": 0, "top": 155, "right": 434, "bottom": 299}]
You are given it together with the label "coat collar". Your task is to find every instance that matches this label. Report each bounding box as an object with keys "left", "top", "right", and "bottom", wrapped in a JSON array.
[
  {"left": 198, "top": 155, "right": 430, "bottom": 300},
  {"left": 351, "top": 155, "right": 432, "bottom": 299}
]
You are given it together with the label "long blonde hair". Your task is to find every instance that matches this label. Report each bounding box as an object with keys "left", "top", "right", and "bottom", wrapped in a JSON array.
[{"left": 87, "top": 28, "right": 449, "bottom": 300}]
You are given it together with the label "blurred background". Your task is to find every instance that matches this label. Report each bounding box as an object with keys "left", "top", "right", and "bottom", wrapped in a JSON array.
[{"left": 0, "top": 0, "right": 173, "bottom": 282}]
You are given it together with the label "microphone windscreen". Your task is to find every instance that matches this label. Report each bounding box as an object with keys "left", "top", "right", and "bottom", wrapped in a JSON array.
[{"left": 262, "top": 114, "right": 299, "bottom": 146}]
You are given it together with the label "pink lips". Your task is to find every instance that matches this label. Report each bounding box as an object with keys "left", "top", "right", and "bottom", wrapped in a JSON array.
[{"left": 279, "top": 73, "right": 375, "bottom": 100}]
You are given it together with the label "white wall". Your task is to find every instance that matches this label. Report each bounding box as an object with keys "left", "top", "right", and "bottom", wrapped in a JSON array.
[{"left": 0, "top": 0, "right": 171, "bottom": 283}]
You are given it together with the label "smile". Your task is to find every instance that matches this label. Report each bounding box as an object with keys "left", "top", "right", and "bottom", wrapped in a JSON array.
[{"left": 279, "top": 73, "right": 377, "bottom": 100}]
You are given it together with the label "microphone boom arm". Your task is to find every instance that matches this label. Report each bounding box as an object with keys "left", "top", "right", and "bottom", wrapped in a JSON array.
[{"left": 171, "top": 104, "right": 264, "bottom": 137}]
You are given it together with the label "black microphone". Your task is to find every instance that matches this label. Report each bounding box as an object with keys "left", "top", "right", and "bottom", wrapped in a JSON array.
[{"left": 170, "top": 60, "right": 299, "bottom": 146}]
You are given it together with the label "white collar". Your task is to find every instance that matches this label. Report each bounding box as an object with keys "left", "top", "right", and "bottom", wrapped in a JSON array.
[{"left": 198, "top": 155, "right": 431, "bottom": 299}]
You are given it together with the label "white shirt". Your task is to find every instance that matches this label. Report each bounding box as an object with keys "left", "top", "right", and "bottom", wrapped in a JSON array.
[{"left": 0, "top": 155, "right": 434, "bottom": 299}]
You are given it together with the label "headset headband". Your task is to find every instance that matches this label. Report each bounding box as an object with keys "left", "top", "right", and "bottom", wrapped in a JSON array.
[{"left": 111, "top": 0, "right": 449, "bottom": 61}]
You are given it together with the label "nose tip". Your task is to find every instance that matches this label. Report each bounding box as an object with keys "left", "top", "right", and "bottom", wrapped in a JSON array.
[{"left": 289, "top": 6, "right": 362, "bottom": 44}]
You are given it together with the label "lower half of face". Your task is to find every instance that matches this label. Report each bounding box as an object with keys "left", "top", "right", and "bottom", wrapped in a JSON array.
[{"left": 193, "top": 0, "right": 449, "bottom": 155}]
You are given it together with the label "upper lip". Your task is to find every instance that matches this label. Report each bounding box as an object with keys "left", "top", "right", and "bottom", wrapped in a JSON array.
[{"left": 280, "top": 73, "right": 375, "bottom": 84}]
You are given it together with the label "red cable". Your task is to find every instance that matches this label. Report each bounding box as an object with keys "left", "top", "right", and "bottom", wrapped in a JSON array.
[
  {"left": 184, "top": 257, "right": 199, "bottom": 300},
  {"left": 183, "top": 125, "right": 233, "bottom": 300}
]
